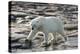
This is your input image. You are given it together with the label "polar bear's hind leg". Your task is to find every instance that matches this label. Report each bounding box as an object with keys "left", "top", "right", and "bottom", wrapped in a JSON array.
[{"left": 59, "top": 31, "right": 67, "bottom": 42}]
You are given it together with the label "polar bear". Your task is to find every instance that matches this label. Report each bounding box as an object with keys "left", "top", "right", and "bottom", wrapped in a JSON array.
[{"left": 26, "top": 16, "right": 67, "bottom": 47}]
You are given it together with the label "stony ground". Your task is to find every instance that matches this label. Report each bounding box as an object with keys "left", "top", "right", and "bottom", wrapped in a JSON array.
[{"left": 9, "top": 1, "right": 78, "bottom": 53}]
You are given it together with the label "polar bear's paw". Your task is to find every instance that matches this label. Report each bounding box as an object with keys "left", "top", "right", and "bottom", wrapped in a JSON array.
[
  {"left": 40, "top": 41, "right": 50, "bottom": 47},
  {"left": 53, "top": 39, "right": 58, "bottom": 45},
  {"left": 25, "top": 39, "right": 32, "bottom": 48}
]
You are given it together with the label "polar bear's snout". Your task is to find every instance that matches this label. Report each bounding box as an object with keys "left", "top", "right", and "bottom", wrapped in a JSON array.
[
  {"left": 31, "top": 24, "right": 37, "bottom": 30},
  {"left": 32, "top": 26, "right": 34, "bottom": 30},
  {"left": 32, "top": 25, "right": 35, "bottom": 30}
]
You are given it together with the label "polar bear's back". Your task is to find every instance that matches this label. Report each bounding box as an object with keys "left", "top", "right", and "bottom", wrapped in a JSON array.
[{"left": 42, "top": 17, "right": 64, "bottom": 33}]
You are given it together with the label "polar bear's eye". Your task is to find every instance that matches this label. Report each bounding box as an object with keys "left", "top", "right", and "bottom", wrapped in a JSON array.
[{"left": 36, "top": 20, "right": 39, "bottom": 23}]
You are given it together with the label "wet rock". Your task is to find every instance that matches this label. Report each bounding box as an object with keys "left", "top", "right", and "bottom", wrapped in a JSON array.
[
  {"left": 64, "top": 24, "right": 78, "bottom": 30},
  {"left": 11, "top": 42, "right": 22, "bottom": 49}
]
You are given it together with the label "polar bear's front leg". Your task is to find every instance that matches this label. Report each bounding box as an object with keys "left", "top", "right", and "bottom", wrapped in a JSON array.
[
  {"left": 25, "top": 30, "right": 38, "bottom": 48},
  {"left": 27, "top": 30, "right": 37, "bottom": 40},
  {"left": 40, "top": 32, "right": 49, "bottom": 47}
]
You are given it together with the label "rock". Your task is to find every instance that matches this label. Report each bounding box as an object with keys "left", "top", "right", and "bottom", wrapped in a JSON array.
[
  {"left": 11, "top": 11, "right": 27, "bottom": 15},
  {"left": 11, "top": 43, "right": 22, "bottom": 49},
  {"left": 67, "top": 32, "right": 78, "bottom": 37},
  {"left": 64, "top": 24, "right": 78, "bottom": 30}
]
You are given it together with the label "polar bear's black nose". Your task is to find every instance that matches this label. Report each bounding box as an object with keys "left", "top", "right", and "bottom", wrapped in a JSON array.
[
  {"left": 32, "top": 27, "right": 34, "bottom": 30},
  {"left": 32, "top": 25, "right": 36, "bottom": 30}
]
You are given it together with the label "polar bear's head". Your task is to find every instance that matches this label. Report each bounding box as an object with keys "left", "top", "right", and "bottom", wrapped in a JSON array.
[{"left": 30, "top": 18, "right": 42, "bottom": 30}]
